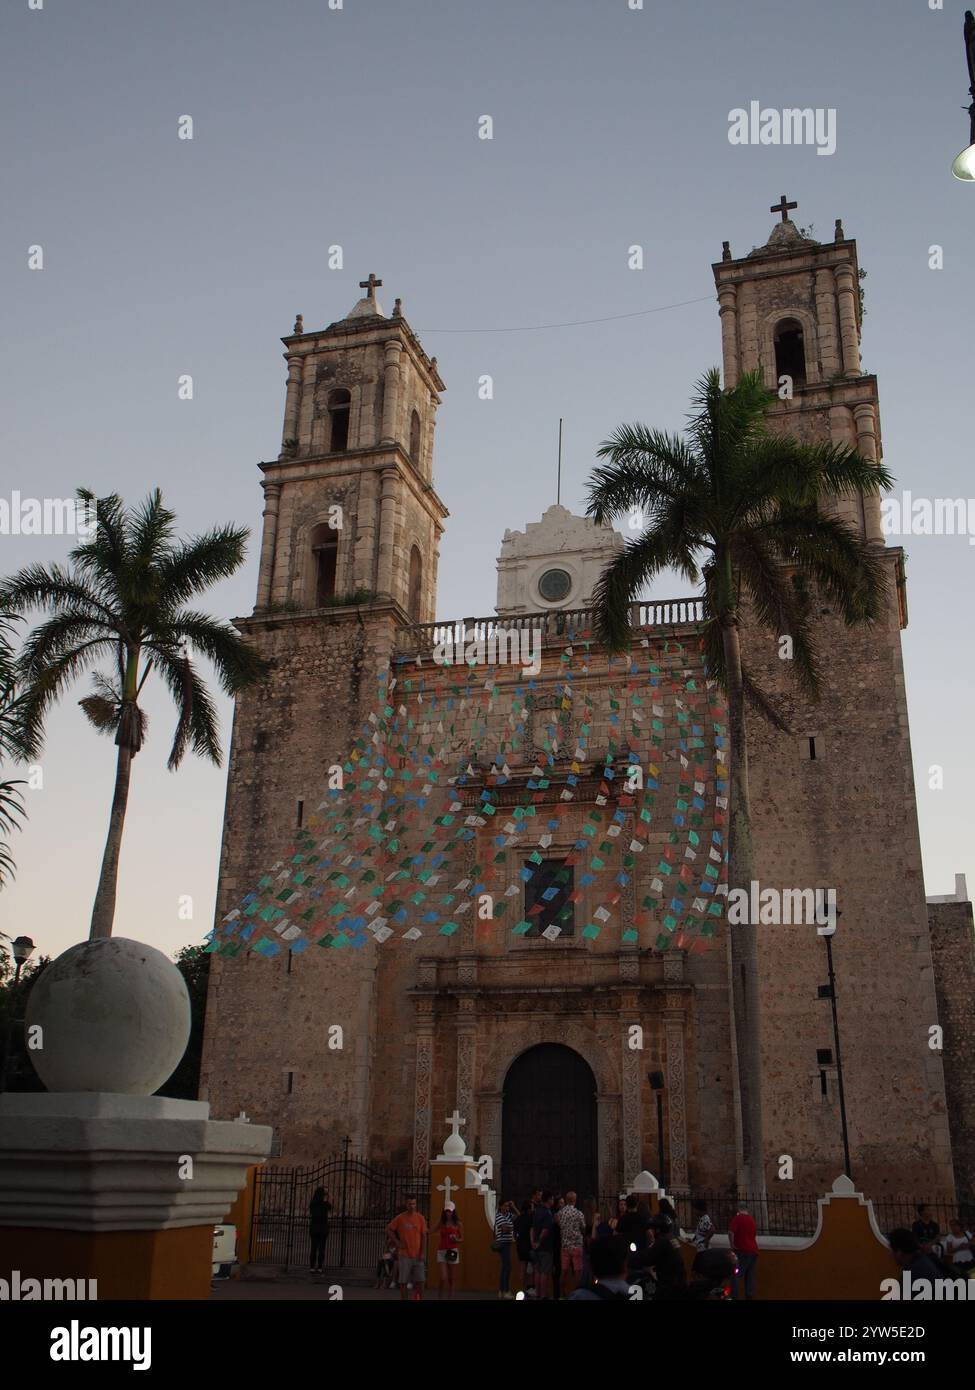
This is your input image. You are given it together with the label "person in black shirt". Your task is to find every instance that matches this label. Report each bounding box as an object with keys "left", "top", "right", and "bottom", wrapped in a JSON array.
[
  {"left": 514, "top": 1201, "right": 535, "bottom": 1297},
  {"left": 910, "top": 1204, "right": 941, "bottom": 1256},
  {"left": 308, "top": 1187, "right": 332, "bottom": 1274},
  {"left": 633, "top": 1214, "right": 688, "bottom": 1299},
  {"left": 616, "top": 1194, "right": 652, "bottom": 1253}
]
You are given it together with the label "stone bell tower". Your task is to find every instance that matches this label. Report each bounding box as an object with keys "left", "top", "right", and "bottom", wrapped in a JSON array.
[
  {"left": 199, "top": 280, "right": 449, "bottom": 1160},
  {"left": 712, "top": 203, "right": 954, "bottom": 1196},
  {"left": 714, "top": 196, "right": 885, "bottom": 548},
  {"left": 255, "top": 274, "right": 447, "bottom": 623}
]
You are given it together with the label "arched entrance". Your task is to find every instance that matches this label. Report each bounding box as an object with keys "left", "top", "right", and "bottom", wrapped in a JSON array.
[{"left": 501, "top": 1044, "right": 597, "bottom": 1201}]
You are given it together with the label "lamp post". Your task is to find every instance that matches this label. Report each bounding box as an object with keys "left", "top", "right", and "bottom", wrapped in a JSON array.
[
  {"left": 0, "top": 935, "right": 36, "bottom": 1093},
  {"left": 818, "top": 909, "right": 853, "bottom": 1182},
  {"left": 951, "top": 10, "right": 975, "bottom": 180},
  {"left": 648, "top": 1070, "right": 666, "bottom": 1186}
]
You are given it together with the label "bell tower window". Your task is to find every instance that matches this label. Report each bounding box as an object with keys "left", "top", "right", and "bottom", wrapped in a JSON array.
[
  {"left": 409, "top": 409, "right": 421, "bottom": 463},
  {"left": 327, "top": 389, "right": 351, "bottom": 452},
  {"left": 774, "top": 318, "right": 806, "bottom": 386},
  {"left": 408, "top": 544, "right": 423, "bottom": 621},
  {"left": 311, "top": 523, "right": 338, "bottom": 606}
]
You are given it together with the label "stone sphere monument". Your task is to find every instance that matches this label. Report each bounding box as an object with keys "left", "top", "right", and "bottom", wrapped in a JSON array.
[{"left": 25, "top": 937, "right": 191, "bottom": 1094}]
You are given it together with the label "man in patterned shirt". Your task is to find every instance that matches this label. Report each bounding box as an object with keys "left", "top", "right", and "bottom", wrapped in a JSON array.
[{"left": 557, "top": 1190, "right": 587, "bottom": 1297}]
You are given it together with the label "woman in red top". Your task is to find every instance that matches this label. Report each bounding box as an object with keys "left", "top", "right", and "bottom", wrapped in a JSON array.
[{"left": 436, "top": 1204, "right": 464, "bottom": 1299}]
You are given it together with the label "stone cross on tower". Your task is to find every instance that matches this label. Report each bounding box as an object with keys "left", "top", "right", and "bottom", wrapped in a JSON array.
[
  {"left": 770, "top": 194, "right": 798, "bottom": 222},
  {"left": 359, "top": 273, "right": 383, "bottom": 302}
]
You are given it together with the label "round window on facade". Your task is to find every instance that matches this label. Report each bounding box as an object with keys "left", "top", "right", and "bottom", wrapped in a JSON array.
[{"left": 537, "top": 567, "right": 572, "bottom": 603}]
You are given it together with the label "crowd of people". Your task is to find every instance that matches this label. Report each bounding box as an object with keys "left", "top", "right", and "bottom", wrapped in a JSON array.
[
  {"left": 489, "top": 1190, "right": 749, "bottom": 1301},
  {"left": 319, "top": 1188, "right": 975, "bottom": 1301},
  {"left": 374, "top": 1189, "right": 738, "bottom": 1301}
]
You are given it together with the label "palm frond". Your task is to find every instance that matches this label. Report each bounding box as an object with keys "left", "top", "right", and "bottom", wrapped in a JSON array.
[
  {"left": 152, "top": 648, "right": 222, "bottom": 769},
  {"left": 590, "top": 528, "right": 700, "bottom": 652},
  {"left": 147, "top": 611, "right": 268, "bottom": 693},
  {"left": 154, "top": 525, "right": 250, "bottom": 606}
]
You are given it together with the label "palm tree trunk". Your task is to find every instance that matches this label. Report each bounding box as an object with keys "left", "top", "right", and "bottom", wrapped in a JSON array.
[
  {"left": 89, "top": 741, "right": 133, "bottom": 940},
  {"left": 721, "top": 611, "right": 767, "bottom": 1200}
]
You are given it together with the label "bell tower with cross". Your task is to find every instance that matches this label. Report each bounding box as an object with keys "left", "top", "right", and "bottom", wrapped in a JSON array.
[
  {"left": 708, "top": 201, "right": 955, "bottom": 1200},
  {"left": 251, "top": 273, "right": 448, "bottom": 622},
  {"left": 713, "top": 195, "right": 884, "bottom": 543},
  {"left": 199, "top": 279, "right": 450, "bottom": 1160}
]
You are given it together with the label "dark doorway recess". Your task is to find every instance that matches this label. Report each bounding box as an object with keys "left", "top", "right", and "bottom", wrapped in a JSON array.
[{"left": 501, "top": 1043, "right": 597, "bottom": 1202}]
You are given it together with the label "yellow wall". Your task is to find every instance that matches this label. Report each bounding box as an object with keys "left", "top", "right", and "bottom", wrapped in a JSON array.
[
  {"left": 0, "top": 1224, "right": 214, "bottom": 1300},
  {"left": 225, "top": 1165, "right": 258, "bottom": 1264},
  {"left": 427, "top": 1163, "right": 500, "bottom": 1293}
]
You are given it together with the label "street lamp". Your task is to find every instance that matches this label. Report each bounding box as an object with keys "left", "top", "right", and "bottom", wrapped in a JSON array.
[
  {"left": 647, "top": 1070, "right": 666, "bottom": 1185},
  {"left": 950, "top": 10, "right": 975, "bottom": 180},
  {"left": 10, "top": 936, "right": 35, "bottom": 984},
  {"left": 1, "top": 936, "right": 36, "bottom": 1093}
]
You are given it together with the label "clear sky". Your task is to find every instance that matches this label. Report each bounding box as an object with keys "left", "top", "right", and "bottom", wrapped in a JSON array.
[{"left": 2, "top": 0, "right": 972, "bottom": 964}]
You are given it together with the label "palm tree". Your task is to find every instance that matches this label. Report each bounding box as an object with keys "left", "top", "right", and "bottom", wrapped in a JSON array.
[
  {"left": 586, "top": 369, "right": 892, "bottom": 1196},
  {"left": 0, "top": 612, "right": 29, "bottom": 893},
  {"left": 0, "top": 489, "right": 267, "bottom": 941}
]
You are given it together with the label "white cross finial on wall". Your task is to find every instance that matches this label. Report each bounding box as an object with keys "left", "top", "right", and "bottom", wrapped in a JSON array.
[
  {"left": 235, "top": 1110, "right": 251, "bottom": 1123},
  {"left": 437, "top": 1175, "right": 456, "bottom": 1203},
  {"left": 445, "top": 1109, "right": 466, "bottom": 1140}
]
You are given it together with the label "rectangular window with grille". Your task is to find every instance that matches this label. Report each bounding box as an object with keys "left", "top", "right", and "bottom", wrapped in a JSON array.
[{"left": 524, "top": 858, "right": 574, "bottom": 938}]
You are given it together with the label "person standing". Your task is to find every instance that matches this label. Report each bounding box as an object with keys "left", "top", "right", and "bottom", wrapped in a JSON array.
[
  {"left": 729, "top": 1202, "right": 759, "bottom": 1300},
  {"left": 386, "top": 1196, "right": 428, "bottom": 1301},
  {"left": 557, "top": 1191, "right": 587, "bottom": 1298},
  {"left": 551, "top": 1195, "right": 564, "bottom": 1300},
  {"left": 911, "top": 1204, "right": 942, "bottom": 1258},
  {"left": 513, "top": 1200, "right": 535, "bottom": 1297},
  {"left": 944, "top": 1218, "right": 974, "bottom": 1271},
  {"left": 617, "top": 1194, "right": 652, "bottom": 1253},
  {"left": 436, "top": 1204, "right": 463, "bottom": 1299},
  {"left": 308, "top": 1187, "right": 332, "bottom": 1275},
  {"left": 691, "top": 1199, "right": 714, "bottom": 1252},
  {"left": 531, "top": 1192, "right": 556, "bottom": 1300},
  {"left": 494, "top": 1198, "right": 516, "bottom": 1298}
]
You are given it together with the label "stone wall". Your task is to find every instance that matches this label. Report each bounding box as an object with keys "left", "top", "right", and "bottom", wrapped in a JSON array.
[
  {"left": 739, "top": 550, "right": 954, "bottom": 1196},
  {"left": 928, "top": 900, "right": 975, "bottom": 1198}
]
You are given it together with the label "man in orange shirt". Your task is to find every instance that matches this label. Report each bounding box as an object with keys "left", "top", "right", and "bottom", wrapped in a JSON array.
[{"left": 386, "top": 1197, "right": 428, "bottom": 1300}]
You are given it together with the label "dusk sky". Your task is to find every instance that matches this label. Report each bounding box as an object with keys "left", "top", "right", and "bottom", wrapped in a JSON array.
[{"left": 3, "top": 0, "right": 972, "bottom": 964}]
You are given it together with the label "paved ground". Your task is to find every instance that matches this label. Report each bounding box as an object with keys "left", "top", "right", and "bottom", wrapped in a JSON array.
[{"left": 210, "top": 1277, "right": 494, "bottom": 1301}]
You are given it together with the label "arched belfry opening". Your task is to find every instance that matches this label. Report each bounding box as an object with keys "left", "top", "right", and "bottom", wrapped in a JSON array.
[
  {"left": 310, "top": 522, "right": 338, "bottom": 606},
  {"left": 774, "top": 317, "right": 807, "bottom": 387},
  {"left": 501, "top": 1044, "right": 597, "bottom": 1200},
  {"left": 327, "top": 388, "right": 351, "bottom": 452},
  {"left": 409, "top": 409, "right": 421, "bottom": 464}
]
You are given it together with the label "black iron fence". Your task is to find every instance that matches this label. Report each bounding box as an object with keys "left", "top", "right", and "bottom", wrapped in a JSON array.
[
  {"left": 251, "top": 1153, "right": 429, "bottom": 1272},
  {"left": 589, "top": 1190, "right": 975, "bottom": 1241}
]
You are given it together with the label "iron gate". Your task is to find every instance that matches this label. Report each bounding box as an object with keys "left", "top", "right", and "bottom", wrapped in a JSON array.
[{"left": 250, "top": 1152, "right": 429, "bottom": 1272}]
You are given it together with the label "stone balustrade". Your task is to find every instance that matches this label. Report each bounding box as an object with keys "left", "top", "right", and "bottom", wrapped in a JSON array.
[{"left": 394, "top": 597, "right": 705, "bottom": 655}]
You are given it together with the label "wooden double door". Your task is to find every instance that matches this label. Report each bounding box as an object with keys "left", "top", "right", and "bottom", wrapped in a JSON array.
[{"left": 501, "top": 1043, "right": 598, "bottom": 1202}]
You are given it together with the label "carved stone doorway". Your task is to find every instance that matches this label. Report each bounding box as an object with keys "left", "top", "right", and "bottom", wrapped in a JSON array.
[{"left": 500, "top": 1043, "right": 598, "bottom": 1201}]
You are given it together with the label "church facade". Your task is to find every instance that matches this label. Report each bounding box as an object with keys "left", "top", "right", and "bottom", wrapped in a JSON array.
[{"left": 199, "top": 219, "right": 955, "bottom": 1202}]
